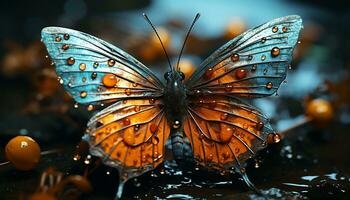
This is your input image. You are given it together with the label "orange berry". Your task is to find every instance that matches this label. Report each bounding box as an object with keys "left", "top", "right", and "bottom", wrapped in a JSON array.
[
  {"left": 5, "top": 136, "right": 41, "bottom": 171},
  {"left": 27, "top": 193, "right": 56, "bottom": 200},
  {"left": 306, "top": 99, "right": 334, "bottom": 123}
]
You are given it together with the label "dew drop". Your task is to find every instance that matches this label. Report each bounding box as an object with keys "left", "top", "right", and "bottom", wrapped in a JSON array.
[
  {"left": 266, "top": 82, "right": 273, "bottom": 89},
  {"left": 68, "top": 82, "right": 73, "bottom": 87},
  {"left": 272, "top": 26, "right": 278, "bottom": 33},
  {"left": 261, "top": 55, "right": 266, "bottom": 61},
  {"left": 173, "top": 120, "right": 181, "bottom": 129},
  {"left": 288, "top": 64, "right": 292, "bottom": 70},
  {"left": 273, "top": 133, "right": 281, "bottom": 143},
  {"left": 80, "top": 91, "right": 87, "bottom": 98},
  {"left": 132, "top": 83, "right": 138, "bottom": 87},
  {"left": 256, "top": 121, "right": 264, "bottom": 130},
  {"left": 248, "top": 55, "right": 253, "bottom": 60},
  {"left": 87, "top": 105, "right": 94, "bottom": 111},
  {"left": 207, "top": 153, "right": 213, "bottom": 162},
  {"left": 220, "top": 113, "right": 228, "bottom": 120},
  {"left": 102, "top": 74, "right": 118, "bottom": 88},
  {"left": 82, "top": 77, "right": 87, "bottom": 82},
  {"left": 61, "top": 44, "right": 69, "bottom": 50},
  {"left": 243, "top": 123, "right": 248, "bottom": 129},
  {"left": 91, "top": 72, "right": 97, "bottom": 80},
  {"left": 55, "top": 36, "right": 62, "bottom": 42},
  {"left": 254, "top": 162, "right": 260, "bottom": 168},
  {"left": 251, "top": 65, "right": 257, "bottom": 72},
  {"left": 225, "top": 84, "right": 233, "bottom": 92},
  {"left": 123, "top": 118, "right": 131, "bottom": 126},
  {"left": 107, "top": 59, "right": 116, "bottom": 67},
  {"left": 93, "top": 62, "right": 99, "bottom": 68},
  {"left": 74, "top": 103, "right": 79, "bottom": 108},
  {"left": 67, "top": 57, "right": 75, "bottom": 65},
  {"left": 134, "top": 106, "right": 140, "bottom": 112},
  {"left": 142, "top": 155, "right": 147, "bottom": 162},
  {"left": 205, "top": 68, "right": 214, "bottom": 79},
  {"left": 58, "top": 78, "right": 64, "bottom": 84},
  {"left": 271, "top": 47, "right": 280, "bottom": 57},
  {"left": 231, "top": 53, "right": 240, "bottom": 62},
  {"left": 149, "top": 99, "right": 155, "bottom": 104},
  {"left": 220, "top": 126, "right": 233, "bottom": 142},
  {"left": 73, "top": 154, "right": 81, "bottom": 161},
  {"left": 134, "top": 124, "right": 140, "bottom": 131},
  {"left": 150, "top": 123, "right": 158, "bottom": 133},
  {"left": 261, "top": 37, "right": 266, "bottom": 43},
  {"left": 63, "top": 34, "right": 70, "bottom": 40},
  {"left": 222, "top": 151, "right": 230, "bottom": 160},
  {"left": 152, "top": 136, "right": 159, "bottom": 145},
  {"left": 79, "top": 63, "right": 86, "bottom": 71},
  {"left": 84, "top": 155, "right": 91, "bottom": 165},
  {"left": 125, "top": 89, "right": 131, "bottom": 95},
  {"left": 235, "top": 68, "right": 247, "bottom": 79},
  {"left": 282, "top": 26, "right": 288, "bottom": 32}
]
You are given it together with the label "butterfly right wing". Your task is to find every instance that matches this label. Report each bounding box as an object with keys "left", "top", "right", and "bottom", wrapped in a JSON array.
[
  {"left": 186, "top": 15, "right": 302, "bottom": 98},
  {"left": 84, "top": 98, "right": 170, "bottom": 179},
  {"left": 183, "top": 96, "right": 273, "bottom": 171},
  {"left": 41, "top": 27, "right": 164, "bottom": 105}
]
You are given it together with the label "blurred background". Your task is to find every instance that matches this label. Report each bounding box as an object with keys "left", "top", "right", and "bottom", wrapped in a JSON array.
[{"left": 0, "top": 0, "right": 349, "bottom": 199}]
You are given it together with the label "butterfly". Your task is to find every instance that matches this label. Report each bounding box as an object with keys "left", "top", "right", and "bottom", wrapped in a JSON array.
[{"left": 41, "top": 14, "right": 302, "bottom": 199}]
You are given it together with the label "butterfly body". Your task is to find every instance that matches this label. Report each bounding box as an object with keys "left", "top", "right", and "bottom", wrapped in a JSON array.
[
  {"left": 41, "top": 15, "right": 302, "bottom": 199},
  {"left": 163, "top": 70, "right": 188, "bottom": 160}
]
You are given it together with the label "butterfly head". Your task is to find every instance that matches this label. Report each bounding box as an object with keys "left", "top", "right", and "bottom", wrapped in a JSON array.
[{"left": 164, "top": 70, "right": 185, "bottom": 82}]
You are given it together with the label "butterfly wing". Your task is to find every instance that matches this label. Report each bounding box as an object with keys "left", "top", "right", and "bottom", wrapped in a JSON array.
[
  {"left": 41, "top": 27, "right": 164, "bottom": 105},
  {"left": 183, "top": 96, "right": 273, "bottom": 170},
  {"left": 84, "top": 98, "right": 170, "bottom": 179},
  {"left": 186, "top": 15, "right": 302, "bottom": 97}
]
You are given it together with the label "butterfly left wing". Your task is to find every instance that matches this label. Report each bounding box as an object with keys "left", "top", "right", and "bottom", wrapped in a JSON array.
[
  {"left": 41, "top": 27, "right": 164, "bottom": 105},
  {"left": 186, "top": 15, "right": 302, "bottom": 97},
  {"left": 183, "top": 96, "right": 273, "bottom": 171},
  {"left": 84, "top": 98, "right": 170, "bottom": 180}
]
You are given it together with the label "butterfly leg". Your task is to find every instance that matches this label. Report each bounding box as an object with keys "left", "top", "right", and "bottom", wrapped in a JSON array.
[
  {"left": 114, "top": 178, "right": 126, "bottom": 200},
  {"left": 241, "top": 172, "right": 268, "bottom": 199}
]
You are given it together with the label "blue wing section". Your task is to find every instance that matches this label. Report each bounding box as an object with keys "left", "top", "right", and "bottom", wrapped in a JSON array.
[
  {"left": 41, "top": 27, "right": 164, "bottom": 105},
  {"left": 186, "top": 15, "right": 302, "bottom": 97}
]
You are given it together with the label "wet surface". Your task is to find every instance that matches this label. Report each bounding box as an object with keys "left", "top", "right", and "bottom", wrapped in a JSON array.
[{"left": 1, "top": 120, "right": 349, "bottom": 199}]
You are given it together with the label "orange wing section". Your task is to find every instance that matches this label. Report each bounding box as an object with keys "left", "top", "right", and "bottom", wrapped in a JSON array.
[
  {"left": 84, "top": 98, "right": 170, "bottom": 179},
  {"left": 183, "top": 96, "right": 274, "bottom": 171}
]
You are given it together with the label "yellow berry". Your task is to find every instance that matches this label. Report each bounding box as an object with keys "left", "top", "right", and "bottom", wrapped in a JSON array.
[
  {"left": 5, "top": 136, "right": 41, "bottom": 171},
  {"left": 306, "top": 99, "right": 334, "bottom": 123}
]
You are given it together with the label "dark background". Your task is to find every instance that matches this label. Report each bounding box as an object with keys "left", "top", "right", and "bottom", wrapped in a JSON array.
[{"left": 0, "top": 0, "right": 350, "bottom": 199}]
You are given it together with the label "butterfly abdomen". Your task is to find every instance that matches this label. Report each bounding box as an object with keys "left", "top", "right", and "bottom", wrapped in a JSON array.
[{"left": 171, "top": 128, "right": 184, "bottom": 160}]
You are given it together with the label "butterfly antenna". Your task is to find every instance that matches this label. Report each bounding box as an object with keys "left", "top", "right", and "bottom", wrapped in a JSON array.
[
  {"left": 143, "top": 13, "right": 172, "bottom": 71},
  {"left": 176, "top": 13, "right": 200, "bottom": 71}
]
